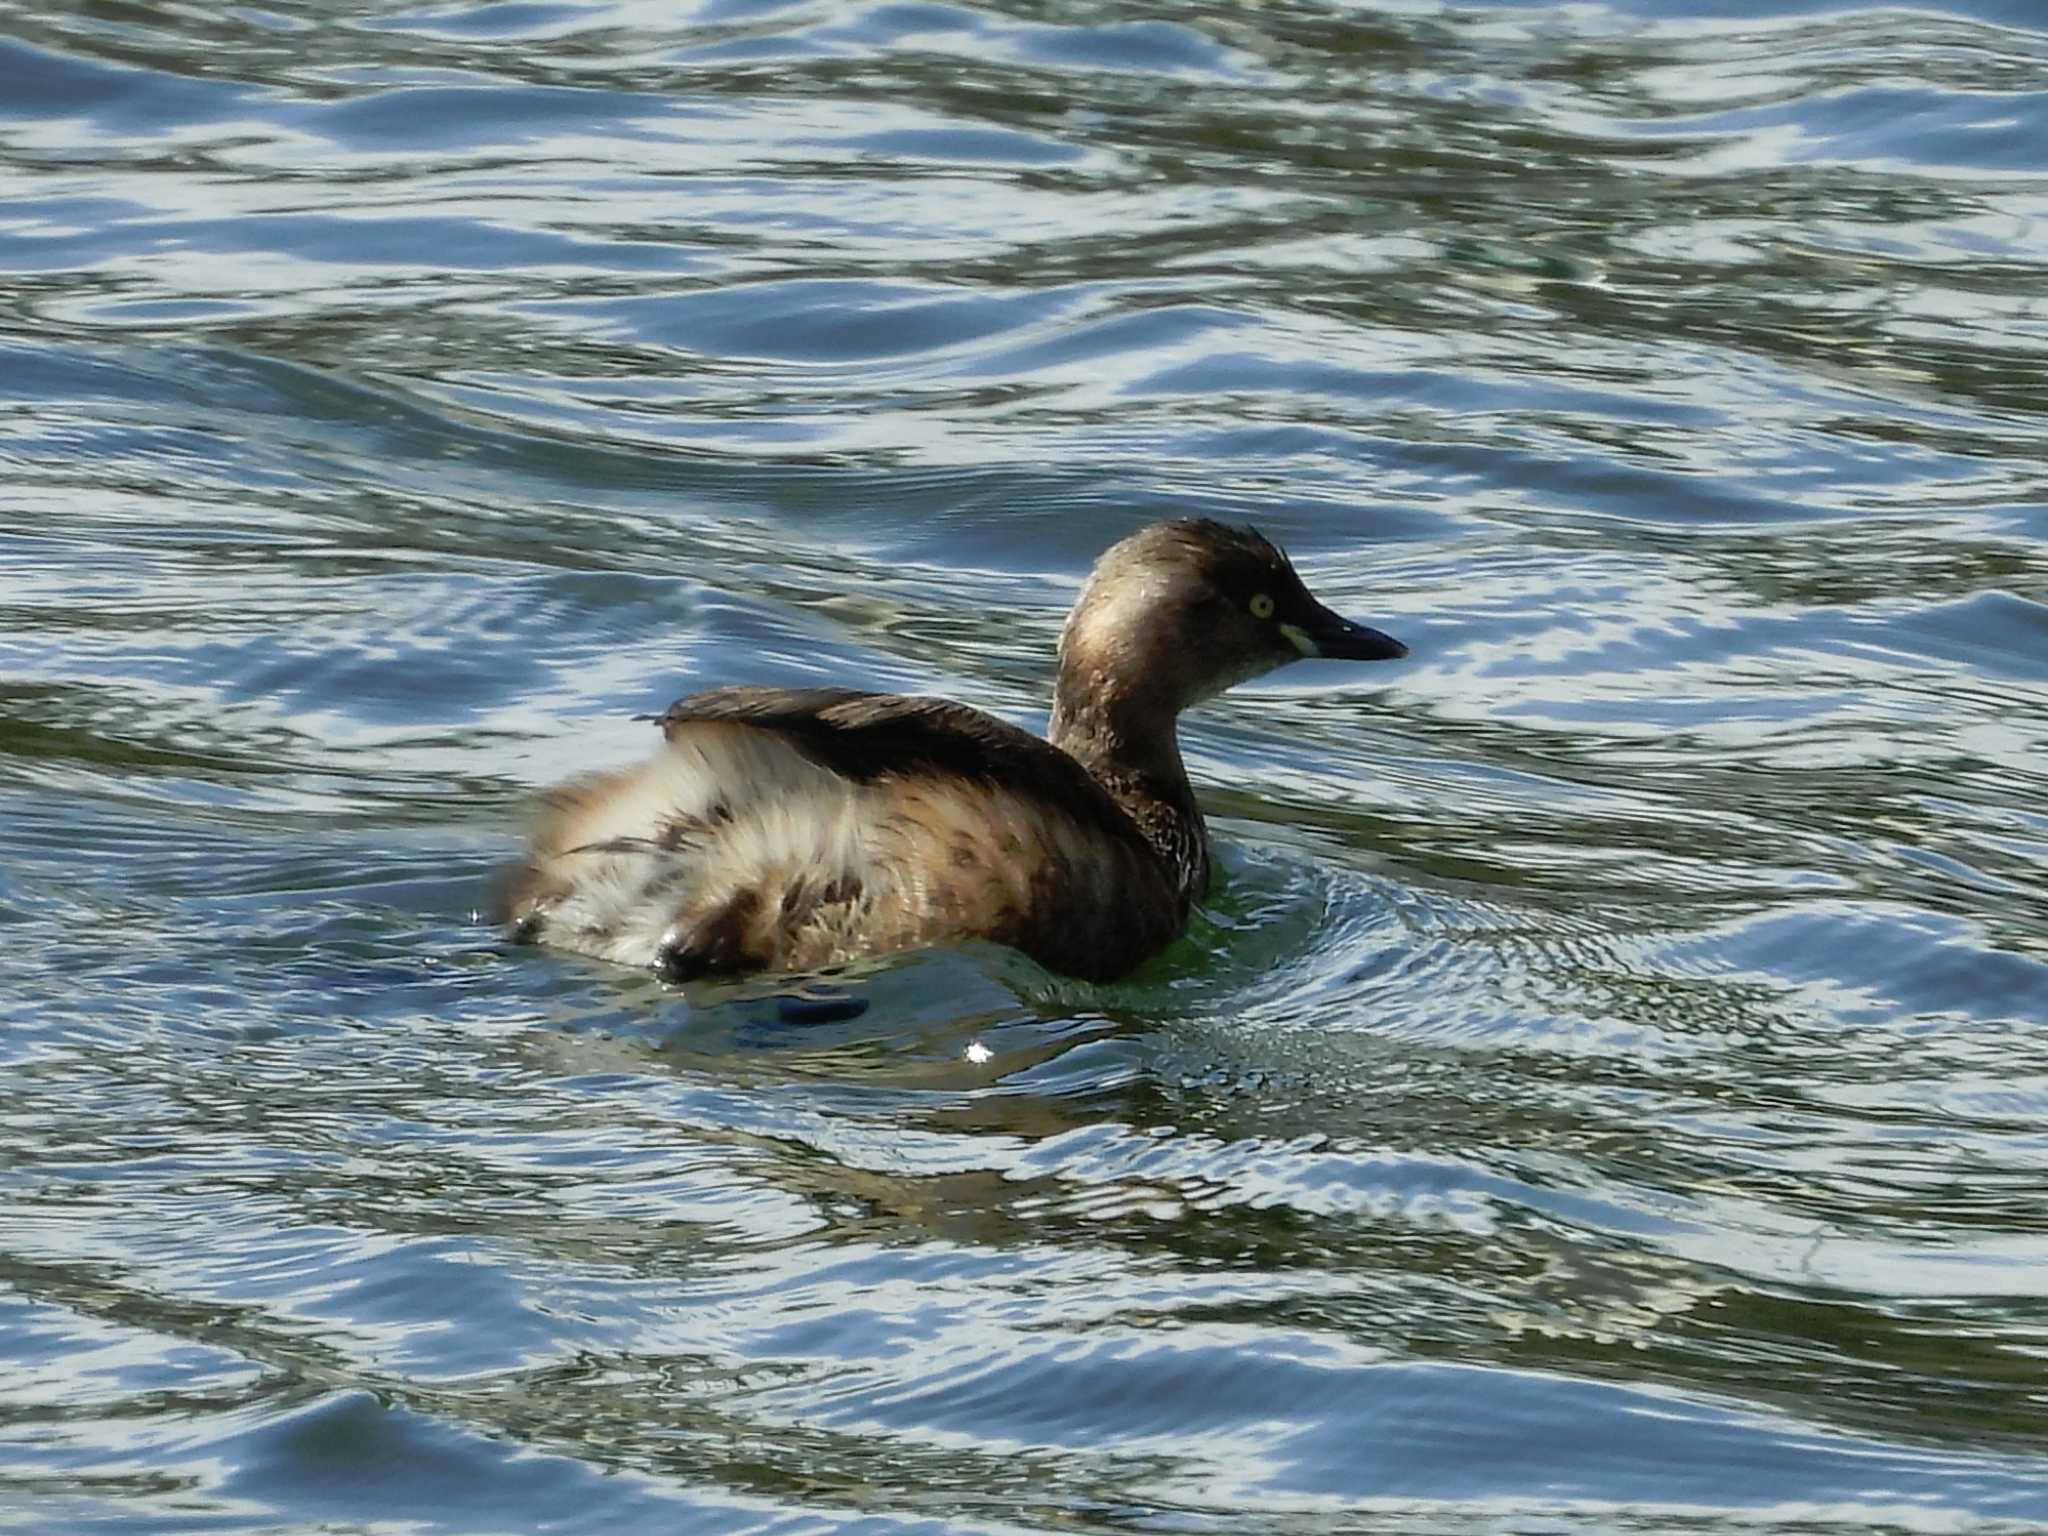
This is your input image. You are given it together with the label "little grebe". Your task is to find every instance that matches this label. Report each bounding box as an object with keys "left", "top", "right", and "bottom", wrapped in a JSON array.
[{"left": 494, "top": 519, "right": 1406, "bottom": 982}]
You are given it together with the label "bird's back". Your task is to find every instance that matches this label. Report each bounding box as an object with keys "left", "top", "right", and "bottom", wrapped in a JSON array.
[{"left": 494, "top": 687, "right": 1187, "bottom": 982}]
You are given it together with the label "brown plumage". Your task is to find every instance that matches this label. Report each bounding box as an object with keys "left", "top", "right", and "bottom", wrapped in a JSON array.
[{"left": 493, "top": 519, "right": 1407, "bottom": 983}]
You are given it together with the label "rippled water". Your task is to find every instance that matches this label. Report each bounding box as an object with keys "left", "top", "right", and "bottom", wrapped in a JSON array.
[{"left": 6, "top": 0, "right": 2048, "bottom": 1530}]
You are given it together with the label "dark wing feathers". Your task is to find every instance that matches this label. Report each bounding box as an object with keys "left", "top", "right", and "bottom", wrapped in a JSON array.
[{"left": 656, "top": 685, "right": 1148, "bottom": 848}]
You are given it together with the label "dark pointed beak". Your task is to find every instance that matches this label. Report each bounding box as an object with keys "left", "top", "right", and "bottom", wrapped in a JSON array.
[{"left": 1291, "top": 603, "right": 1408, "bottom": 661}]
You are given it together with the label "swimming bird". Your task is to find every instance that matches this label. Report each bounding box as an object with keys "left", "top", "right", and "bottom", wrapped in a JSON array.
[{"left": 493, "top": 519, "right": 1407, "bottom": 983}]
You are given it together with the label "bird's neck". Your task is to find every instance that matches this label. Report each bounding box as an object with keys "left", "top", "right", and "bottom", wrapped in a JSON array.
[{"left": 1049, "top": 667, "right": 1210, "bottom": 907}]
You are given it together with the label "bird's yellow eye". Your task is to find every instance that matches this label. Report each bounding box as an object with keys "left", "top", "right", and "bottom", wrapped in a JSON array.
[{"left": 1249, "top": 593, "right": 1276, "bottom": 619}]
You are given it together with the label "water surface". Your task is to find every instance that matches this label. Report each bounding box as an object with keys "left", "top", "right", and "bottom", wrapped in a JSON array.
[{"left": 5, "top": 0, "right": 2048, "bottom": 1531}]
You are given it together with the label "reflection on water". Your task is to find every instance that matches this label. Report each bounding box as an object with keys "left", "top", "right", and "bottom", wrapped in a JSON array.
[{"left": 4, "top": 0, "right": 2048, "bottom": 1531}]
